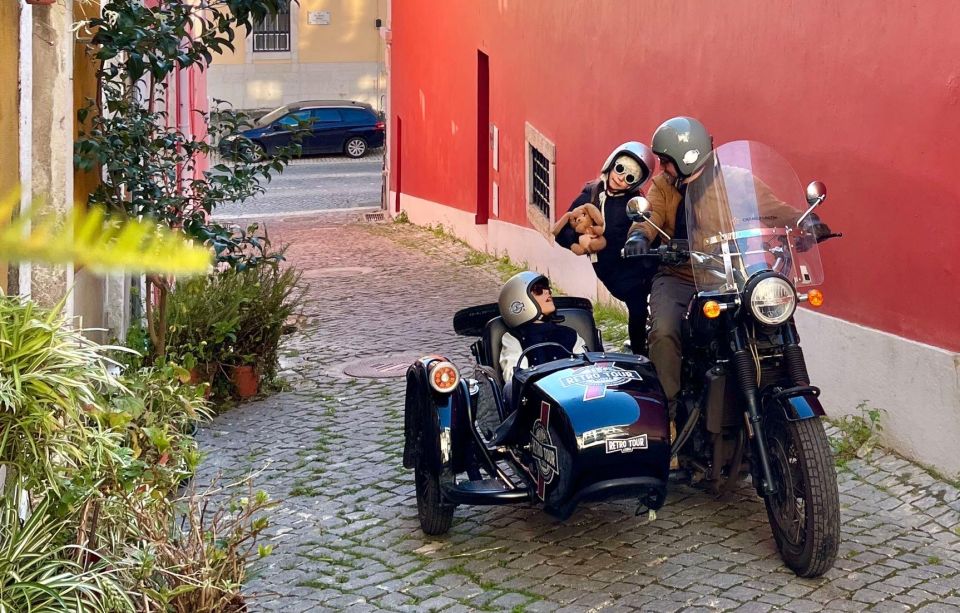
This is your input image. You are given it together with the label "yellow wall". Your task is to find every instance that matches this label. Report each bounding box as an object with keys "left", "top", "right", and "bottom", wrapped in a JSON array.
[
  {"left": 0, "top": 4, "right": 18, "bottom": 293},
  {"left": 297, "top": 0, "right": 382, "bottom": 63},
  {"left": 214, "top": 0, "right": 385, "bottom": 65}
]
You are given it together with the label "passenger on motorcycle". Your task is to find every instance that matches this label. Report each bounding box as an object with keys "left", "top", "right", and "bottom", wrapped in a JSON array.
[
  {"left": 622, "top": 116, "right": 833, "bottom": 419},
  {"left": 554, "top": 142, "right": 657, "bottom": 354},
  {"left": 498, "top": 271, "right": 587, "bottom": 409}
]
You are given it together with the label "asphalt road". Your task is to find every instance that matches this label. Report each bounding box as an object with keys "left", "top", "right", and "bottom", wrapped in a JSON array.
[{"left": 212, "top": 153, "right": 385, "bottom": 220}]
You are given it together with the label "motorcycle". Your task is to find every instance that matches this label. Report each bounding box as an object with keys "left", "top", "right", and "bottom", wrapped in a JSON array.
[{"left": 625, "top": 140, "right": 843, "bottom": 577}]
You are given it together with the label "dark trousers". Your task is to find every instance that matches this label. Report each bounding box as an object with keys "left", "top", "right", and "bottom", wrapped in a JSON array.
[
  {"left": 609, "top": 278, "right": 653, "bottom": 355},
  {"left": 648, "top": 273, "right": 697, "bottom": 413}
]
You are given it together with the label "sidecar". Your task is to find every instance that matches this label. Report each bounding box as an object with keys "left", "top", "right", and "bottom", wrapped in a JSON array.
[{"left": 403, "top": 297, "right": 672, "bottom": 534}]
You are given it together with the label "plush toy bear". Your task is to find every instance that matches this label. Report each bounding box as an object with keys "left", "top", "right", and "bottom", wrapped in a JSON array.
[{"left": 553, "top": 203, "right": 606, "bottom": 256}]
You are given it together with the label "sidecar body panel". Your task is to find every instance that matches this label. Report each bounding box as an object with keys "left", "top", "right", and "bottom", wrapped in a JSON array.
[{"left": 525, "top": 354, "right": 671, "bottom": 507}]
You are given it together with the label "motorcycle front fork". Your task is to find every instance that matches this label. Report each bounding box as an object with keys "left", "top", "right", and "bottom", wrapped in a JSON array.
[{"left": 730, "top": 327, "right": 779, "bottom": 497}]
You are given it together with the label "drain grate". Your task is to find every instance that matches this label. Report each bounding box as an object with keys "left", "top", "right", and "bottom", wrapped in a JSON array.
[
  {"left": 364, "top": 211, "right": 386, "bottom": 222},
  {"left": 342, "top": 352, "right": 424, "bottom": 378}
]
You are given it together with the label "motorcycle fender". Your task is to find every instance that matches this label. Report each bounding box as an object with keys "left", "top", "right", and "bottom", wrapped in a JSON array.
[{"left": 768, "top": 392, "right": 826, "bottom": 422}]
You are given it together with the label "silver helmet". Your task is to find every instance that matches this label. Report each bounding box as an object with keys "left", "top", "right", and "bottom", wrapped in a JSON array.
[
  {"left": 498, "top": 271, "right": 550, "bottom": 328},
  {"left": 651, "top": 116, "right": 712, "bottom": 178},
  {"left": 599, "top": 141, "right": 656, "bottom": 189}
]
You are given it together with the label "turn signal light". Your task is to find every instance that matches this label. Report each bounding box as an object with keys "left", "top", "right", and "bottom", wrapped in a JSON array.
[
  {"left": 703, "top": 300, "right": 722, "bottom": 319},
  {"left": 807, "top": 289, "right": 824, "bottom": 307},
  {"left": 429, "top": 361, "right": 460, "bottom": 393}
]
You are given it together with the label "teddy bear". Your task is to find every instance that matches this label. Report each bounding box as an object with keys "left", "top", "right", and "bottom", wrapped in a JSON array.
[{"left": 552, "top": 203, "right": 606, "bottom": 256}]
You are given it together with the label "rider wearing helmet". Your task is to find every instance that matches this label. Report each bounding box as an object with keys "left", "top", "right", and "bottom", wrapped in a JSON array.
[
  {"left": 623, "top": 117, "right": 833, "bottom": 420},
  {"left": 622, "top": 117, "right": 713, "bottom": 420},
  {"left": 498, "top": 271, "right": 587, "bottom": 386},
  {"left": 554, "top": 142, "right": 657, "bottom": 354}
]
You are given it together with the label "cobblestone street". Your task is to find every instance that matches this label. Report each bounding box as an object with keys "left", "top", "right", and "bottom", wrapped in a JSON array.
[{"left": 196, "top": 211, "right": 960, "bottom": 612}]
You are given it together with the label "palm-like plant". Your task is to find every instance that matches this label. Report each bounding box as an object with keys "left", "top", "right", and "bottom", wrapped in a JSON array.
[
  {"left": 0, "top": 295, "right": 122, "bottom": 495},
  {"left": 0, "top": 494, "right": 132, "bottom": 613},
  {"left": 0, "top": 191, "right": 211, "bottom": 275}
]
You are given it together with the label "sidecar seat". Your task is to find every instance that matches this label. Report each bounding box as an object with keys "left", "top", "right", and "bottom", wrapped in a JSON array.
[{"left": 482, "top": 308, "right": 603, "bottom": 386}]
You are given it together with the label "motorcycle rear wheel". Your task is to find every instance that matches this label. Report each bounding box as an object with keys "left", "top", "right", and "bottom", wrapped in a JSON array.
[{"left": 763, "top": 415, "right": 839, "bottom": 577}]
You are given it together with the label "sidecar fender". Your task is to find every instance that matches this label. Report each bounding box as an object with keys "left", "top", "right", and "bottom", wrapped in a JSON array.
[
  {"left": 765, "top": 386, "right": 826, "bottom": 422},
  {"left": 403, "top": 357, "right": 469, "bottom": 472}
]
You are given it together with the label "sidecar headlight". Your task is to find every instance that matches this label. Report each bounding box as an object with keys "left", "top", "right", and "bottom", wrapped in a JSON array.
[
  {"left": 429, "top": 361, "right": 460, "bottom": 394},
  {"left": 748, "top": 276, "right": 796, "bottom": 326}
]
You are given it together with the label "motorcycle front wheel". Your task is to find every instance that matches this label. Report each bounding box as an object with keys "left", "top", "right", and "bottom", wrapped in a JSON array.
[{"left": 763, "top": 415, "right": 840, "bottom": 577}]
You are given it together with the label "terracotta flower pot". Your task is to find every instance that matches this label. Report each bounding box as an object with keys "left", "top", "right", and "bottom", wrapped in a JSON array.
[
  {"left": 189, "top": 364, "right": 214, "bottom": 399},
  {"left": 26, "top": 0, "right": 58, "bottom": 5},
  {"left": 230, "top": 365, "right": 259, "bottom": 399}
]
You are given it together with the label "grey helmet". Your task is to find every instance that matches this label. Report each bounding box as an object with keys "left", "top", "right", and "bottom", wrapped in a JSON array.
[
  {"left": 651, "top": 117, "right": 712, "bottom": 178},
  {"left": 599, "top": 141, "right": 656, "bottom": 189},
  {"left": 498, "top": 271, "right": 549, "bottom": 328}
]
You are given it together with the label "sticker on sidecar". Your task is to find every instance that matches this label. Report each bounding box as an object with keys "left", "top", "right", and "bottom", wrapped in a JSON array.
[
  {"left": 605, "top": 434, "right": 648, "bottom": 453},
  {"left": 531, "top": 400, "right": 558, "bottom": 500},
  {"left": 559, "top": 363, "right": 642, "bottom": 401}
]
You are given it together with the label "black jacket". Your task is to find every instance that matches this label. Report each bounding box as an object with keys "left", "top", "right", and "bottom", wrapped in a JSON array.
[{"left": 556, "top": 180, "right": 657, "bottom": 299}]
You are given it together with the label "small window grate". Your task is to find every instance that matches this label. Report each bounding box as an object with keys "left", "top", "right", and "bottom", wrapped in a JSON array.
[
  {"left": 253, "top": 1, "right": 291, "bottom": 52},
  {"left": 530, "top": 145, "right": 551, "bottom": 218}
]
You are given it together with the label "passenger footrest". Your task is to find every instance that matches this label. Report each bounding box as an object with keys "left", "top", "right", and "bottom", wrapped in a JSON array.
[{"left": 441, "top": 477, "right": 530, "bottom": 505}]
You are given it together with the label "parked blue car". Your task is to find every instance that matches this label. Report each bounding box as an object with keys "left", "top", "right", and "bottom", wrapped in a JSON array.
[{"left": 221, "top": 100, "right": 385, "bottom": 159}]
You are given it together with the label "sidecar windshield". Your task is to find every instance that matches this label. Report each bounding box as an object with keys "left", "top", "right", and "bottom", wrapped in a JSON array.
[{"left": 684, "top": 141, "right": 824, "bottom": 294}]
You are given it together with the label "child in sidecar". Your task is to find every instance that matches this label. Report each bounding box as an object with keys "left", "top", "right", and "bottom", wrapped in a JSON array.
[{"left": 497, "top": 271, "right": 587, "bottom": 411}]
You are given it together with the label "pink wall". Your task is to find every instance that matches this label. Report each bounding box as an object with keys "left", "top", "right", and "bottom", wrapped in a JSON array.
[{"left": 390, "top": 1, "right": 960, "bottom": 352}]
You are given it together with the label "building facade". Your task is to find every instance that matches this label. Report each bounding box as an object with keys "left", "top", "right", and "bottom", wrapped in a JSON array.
[
  {"left": 208, "top": 0, "right": 389, "bottom": 112},
  {"left": 387, "top": 1, "right": 960, "bottom": 475}
]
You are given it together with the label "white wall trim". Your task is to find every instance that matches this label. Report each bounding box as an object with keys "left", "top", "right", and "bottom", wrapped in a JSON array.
[
  {"left": 18, "top": 0, "right": 33, "bottom": 299},
  {"left": 64, "top": 0, "right": 75, "bottom": 319},
  {"left": 393, "top": 190, "right": 960, "bottom": 477}
]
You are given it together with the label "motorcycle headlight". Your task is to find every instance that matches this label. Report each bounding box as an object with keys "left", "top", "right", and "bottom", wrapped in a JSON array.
[{"left": 748, "top": 276, "right": 796, "bottom": 326}]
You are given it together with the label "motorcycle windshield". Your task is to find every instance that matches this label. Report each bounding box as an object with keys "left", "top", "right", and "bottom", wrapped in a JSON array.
[{"left": 685, "top": 141, "right": 824, "bottom": 294}]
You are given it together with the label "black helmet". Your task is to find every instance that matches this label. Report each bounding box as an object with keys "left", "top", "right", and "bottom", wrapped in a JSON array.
[
  {"left": 498, "top": 271, "right": 550, "bottom": 328},
  {"left": 599, "top": 141, "right": 656, "bottom": 189},
  {"left": 651, "top": 117, "right": 712, "bottom": 178}
]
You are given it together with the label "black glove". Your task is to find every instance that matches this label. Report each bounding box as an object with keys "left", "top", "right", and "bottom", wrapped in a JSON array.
[
  {"left": 622, "top": 231, "right": 650, "bottom": 258},
  {"left": 795, "top": 213, "right": 832, "bottom": 252}
]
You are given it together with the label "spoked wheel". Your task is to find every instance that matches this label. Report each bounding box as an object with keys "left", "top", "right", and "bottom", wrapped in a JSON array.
[
  {"left": 414, "top": 460, "right": 454, "bottom": 535},
  {"left": 763, "top": 415, "right": 840, "bottom": 577},
  {"left": 345, "top": 137, "right": 367, "bottom": 158}
]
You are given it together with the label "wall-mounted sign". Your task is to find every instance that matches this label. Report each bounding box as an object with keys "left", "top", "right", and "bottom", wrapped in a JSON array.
[{"left": 308, "top": 11, "right": 331, "bottom": 25}]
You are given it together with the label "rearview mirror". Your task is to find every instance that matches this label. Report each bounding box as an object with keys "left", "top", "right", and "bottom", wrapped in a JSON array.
[
  {"left": 626, "top": 196, "right": 652, "bottom": 222},
  {"left": 805, "top": 181, "right": 826, "bottom": 206}
]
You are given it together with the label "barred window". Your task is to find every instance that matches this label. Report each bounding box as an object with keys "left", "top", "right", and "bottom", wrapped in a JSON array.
[
  {"left": 530, "top": 145, "right": 551, "bottom": 219},
  {"left": 253, "top": 1, "right": 291, "bottom": 53},
  {"left": 524, "top": 122, "right": 556, "bottom": 239}
]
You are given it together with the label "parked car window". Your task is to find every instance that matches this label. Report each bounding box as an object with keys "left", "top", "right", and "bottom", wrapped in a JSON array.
[
  {"left": 311, "top": 108, "right": 342, "bottom": 123},
  {"left": 340, "top": 108, "right": 373, "bottom": 123},
  {"left": 277, "top": 110, "right": 311, "bottom": 127}
]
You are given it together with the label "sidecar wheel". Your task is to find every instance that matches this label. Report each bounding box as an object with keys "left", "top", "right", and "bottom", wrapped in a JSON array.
[
  {"left": 763, "top": 415, "right": 840, "bottom": 577},
  {"left": 415, "top": 462, "right": 454, "bottom": 535}
]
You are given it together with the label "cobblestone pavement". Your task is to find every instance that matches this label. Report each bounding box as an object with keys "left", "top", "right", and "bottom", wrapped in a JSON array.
[
  {"left": 211, "top": 153, "right": 384, "bottom": 219},
  {"left": 196, "top": 213, "right": 960, "bottom": 612}
]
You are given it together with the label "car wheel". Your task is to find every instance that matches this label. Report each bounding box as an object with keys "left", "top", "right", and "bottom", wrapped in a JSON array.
[{"left": 345, "top": 137, "right": 367, "bottom": 158}]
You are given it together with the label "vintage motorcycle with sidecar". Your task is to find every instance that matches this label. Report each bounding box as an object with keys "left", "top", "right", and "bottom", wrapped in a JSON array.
[
  {"left": 402, "top": 297, "right": 672, "bottom": 532},
  {"left": 625, "top": 140, "right": 843, "bottom": 577}
]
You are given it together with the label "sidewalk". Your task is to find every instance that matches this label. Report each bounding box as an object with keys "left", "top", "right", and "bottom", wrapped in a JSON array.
[{"left": 195, "top": 211, "right": 960, "bottom": 612}]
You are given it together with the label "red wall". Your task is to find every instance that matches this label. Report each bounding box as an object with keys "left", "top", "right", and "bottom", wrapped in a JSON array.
[{"left": 390, "top": 1, "right": 960, "bottom": 352}]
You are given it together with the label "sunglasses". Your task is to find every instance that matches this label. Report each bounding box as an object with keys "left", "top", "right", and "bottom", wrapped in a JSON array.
[
  {"left": 613, "top": 163, "right": 641, "bottom": 185},
  {"left": 531, "top": 284, "right": 552, "bottom": 296}
]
